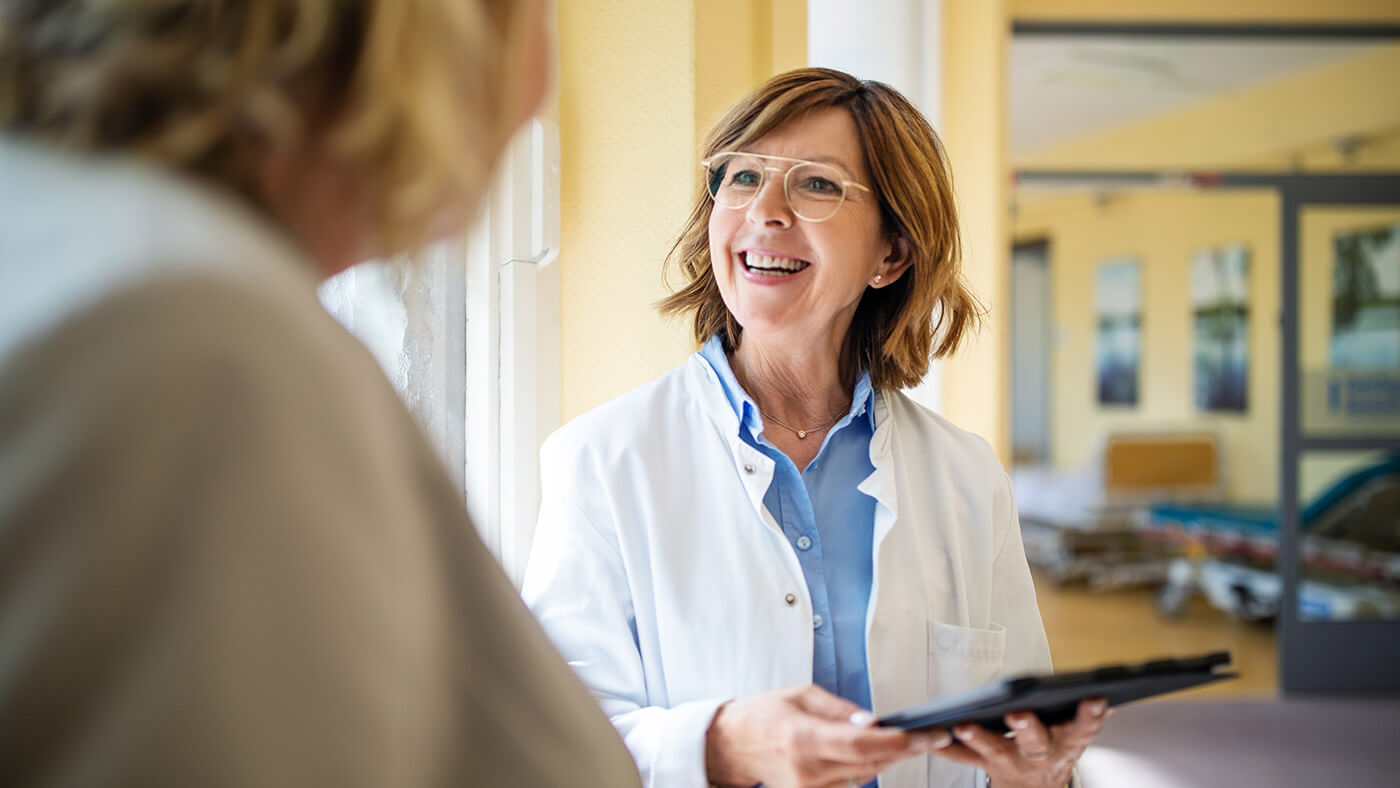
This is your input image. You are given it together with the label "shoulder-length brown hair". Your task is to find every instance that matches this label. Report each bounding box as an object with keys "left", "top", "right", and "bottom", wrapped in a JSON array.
[{"left": 659, "top": 67, "right": 982, "bottom": 390}]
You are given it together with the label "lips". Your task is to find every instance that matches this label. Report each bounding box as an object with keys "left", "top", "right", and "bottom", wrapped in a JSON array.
[{"left": 740, "top": 251, "right": 811, "bottom": 277}]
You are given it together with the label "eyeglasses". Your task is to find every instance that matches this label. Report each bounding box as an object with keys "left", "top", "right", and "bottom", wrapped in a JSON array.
[{"left": 700, "top": 151, "right": 872, "bottom": 223}]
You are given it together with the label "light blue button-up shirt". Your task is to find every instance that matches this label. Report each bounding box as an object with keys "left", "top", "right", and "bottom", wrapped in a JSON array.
[{"left": 698, "top": 336, "right": 877, "bottom": 715}]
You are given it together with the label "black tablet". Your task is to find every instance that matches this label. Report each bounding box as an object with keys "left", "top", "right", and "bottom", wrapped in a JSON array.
[{"left": 877, "top": 651, "right": 1236, "bottom": 734}]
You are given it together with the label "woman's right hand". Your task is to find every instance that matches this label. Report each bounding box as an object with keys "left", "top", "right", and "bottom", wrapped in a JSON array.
[{"left": 705, "top": 685, "right": 951, "bottom": 788}]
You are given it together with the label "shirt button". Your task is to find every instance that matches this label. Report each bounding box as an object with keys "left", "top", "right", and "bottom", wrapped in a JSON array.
[
  {"left": 784, "top": 593, "right": 797, "bottom": 606},
  {"left": 813, "top": 614, "right": 824, "bottom": 629},
  {"left": 743, "top": 463, "right": 755, "bottom": 474},
  {"left": 796, "top": 535, "right": 812, "bottom": 551}
]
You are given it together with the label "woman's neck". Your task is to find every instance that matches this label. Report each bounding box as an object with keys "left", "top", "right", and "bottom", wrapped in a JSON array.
[{"left": 729, "top": 335, "right": 851, "bottom": 430}]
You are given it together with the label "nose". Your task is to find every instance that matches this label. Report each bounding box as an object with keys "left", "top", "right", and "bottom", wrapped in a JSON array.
[{"left": 745, "top": 169, "right": 793, "bottom": 229}]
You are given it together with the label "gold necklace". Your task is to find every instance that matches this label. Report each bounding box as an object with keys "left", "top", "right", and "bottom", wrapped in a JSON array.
[{"left": 757, "top": 407, "right": 844, "bottom": 440}]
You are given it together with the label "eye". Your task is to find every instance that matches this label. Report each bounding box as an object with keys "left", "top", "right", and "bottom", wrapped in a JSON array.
[
  {"left": 729, "top": 168, "right": 762, "bottom": 188},
  {"left": 797, "top": 175, "right": 841, "bottom": 196}
]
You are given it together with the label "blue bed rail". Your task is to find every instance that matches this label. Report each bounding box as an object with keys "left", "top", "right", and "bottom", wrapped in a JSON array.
[{"left": 1148, "top": 452, "right": 1400, "bottom": 535}]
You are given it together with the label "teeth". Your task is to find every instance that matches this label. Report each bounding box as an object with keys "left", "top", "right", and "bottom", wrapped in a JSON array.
[{"left": 745, "top": 253, "right": 809, "bottom": 273}]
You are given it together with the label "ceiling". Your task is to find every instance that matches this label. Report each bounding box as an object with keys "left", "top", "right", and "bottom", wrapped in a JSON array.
[{"left": 1008, "top": 35, "right": 1390, "bottom": 158}]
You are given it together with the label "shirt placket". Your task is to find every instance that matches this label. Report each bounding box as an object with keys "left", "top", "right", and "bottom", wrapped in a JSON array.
[{"left": 766, "top": 448, "right": 838, "bottom": 693}]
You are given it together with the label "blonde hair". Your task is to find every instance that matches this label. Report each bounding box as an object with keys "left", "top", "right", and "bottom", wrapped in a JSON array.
[
  {"left": 0, "top": 0, "right": 531, "bottom": 254},
  {"left": 660, "top": 68, "right": 982, "bottom": 390}
]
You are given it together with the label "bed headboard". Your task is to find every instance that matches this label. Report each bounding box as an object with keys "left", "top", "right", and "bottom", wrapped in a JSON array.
[{"left": 1102, "top": 432, "right": 1222, "bottom": 503}]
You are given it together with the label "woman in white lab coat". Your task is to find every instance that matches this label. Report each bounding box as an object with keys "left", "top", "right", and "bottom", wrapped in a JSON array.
[{"left": 524, "top": 68, "right": 1105, "bottom": 788}]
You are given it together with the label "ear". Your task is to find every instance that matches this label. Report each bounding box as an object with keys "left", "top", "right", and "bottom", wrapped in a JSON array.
[{"left": 871, "top": 234, "right": 914, "bottom": 288}]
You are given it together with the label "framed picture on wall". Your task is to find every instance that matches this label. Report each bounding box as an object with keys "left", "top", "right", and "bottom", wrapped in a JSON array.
[
  {"left": 1192, "top": 244, "right": 1250, "bottom": 412},
  {"left": 1331, "top": 223, "right": 1400, "bottom": 370},
  {"left": 1096, "top": 258, "right": 1141, "bottom": 406}
]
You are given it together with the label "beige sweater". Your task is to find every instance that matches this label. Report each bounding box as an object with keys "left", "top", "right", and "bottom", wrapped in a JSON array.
[{"left": 0, "top": 138, "right": 640, "bottom": 787}]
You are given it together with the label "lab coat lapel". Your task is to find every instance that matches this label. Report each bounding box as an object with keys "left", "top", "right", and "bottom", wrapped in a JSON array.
[
  {"left": 685, "top": 357, "right": 782, "bottom": 536},
  {"left": 859, "top": 390, "right": 899, "bottom": 549},
  {"left": 861, "top": 390, "right": 921, "bottom": 720}
]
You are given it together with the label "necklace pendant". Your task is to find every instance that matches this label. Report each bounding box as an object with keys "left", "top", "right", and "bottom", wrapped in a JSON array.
[{"left": 797, "top": 430, "right": 807, "bottom": 439}]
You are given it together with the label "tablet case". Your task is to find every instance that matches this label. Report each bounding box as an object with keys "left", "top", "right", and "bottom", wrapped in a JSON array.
[{"left": 877, "top": 651, "right": 1236, "bottom": 734}]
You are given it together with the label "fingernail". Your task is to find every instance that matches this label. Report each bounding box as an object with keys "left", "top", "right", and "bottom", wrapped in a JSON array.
[
  {"left": 1011, "top": 716, "right": 1030, "bottom": 729},
  {"left": 1090, "top": 700, "right": 1108, "bottom": 717},
  {"left": 849, "top": 711, "right": 877, "bottom": 727},
  {"left": 1105, "top": 707, "right": 1117, "bottom": 719},
  {"left": 954, "top": 726, "right": 975, "bottom": 740},
  {"left": 930, "top": 731, "right": 953, "bottom": 749}
]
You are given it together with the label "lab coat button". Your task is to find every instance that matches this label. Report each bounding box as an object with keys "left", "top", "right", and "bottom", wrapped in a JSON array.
[
  {"left": 796, "top": 535, "right": 812, "bottom": 550},
  {"left": 744, "top": 463, "right": 755, "bottom": 474},
  {"left": 784, "top": 593, "right": 797, "bottom": 606},
  {"left": 813, "top": 614, "right": 824, "bottom": 629}
]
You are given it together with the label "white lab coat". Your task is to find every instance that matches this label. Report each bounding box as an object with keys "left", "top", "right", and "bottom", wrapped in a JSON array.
[{"left": 524, "top": 352, "right": 1055, "bottom": 788}]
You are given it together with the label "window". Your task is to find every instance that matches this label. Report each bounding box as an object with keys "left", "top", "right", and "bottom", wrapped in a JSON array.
[{"left": 319, "top": 116, "right": 561, "bottom": 589}]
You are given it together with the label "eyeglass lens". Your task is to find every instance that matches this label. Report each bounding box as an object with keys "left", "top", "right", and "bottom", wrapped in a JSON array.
[{"left": 705, "top": 153, "right": 848, "bottom": 222}]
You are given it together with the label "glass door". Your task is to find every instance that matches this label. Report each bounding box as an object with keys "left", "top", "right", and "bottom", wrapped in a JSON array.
[{"left": 1274, "top": 175, "right": 1400, "bottom": 692}]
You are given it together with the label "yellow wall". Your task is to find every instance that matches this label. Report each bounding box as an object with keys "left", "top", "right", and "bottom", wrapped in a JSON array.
[
  {"left": 1268, "top": 127, "right": 1400, "bottom": 173},
  {"left": 696, "top": 1, "right": 808, "bottom": 143},
  {"left": 940, "top": 0, "right": 1012, "bottom": 461},
  {"left": 557, "top": 1, "right": 805, "bottom": 421},
  {"left": 1015, "top": 199, "right": 1400, "bottom": 504},
  {"left": 1014, "top": 189, "right": 1282, "bottom": 503}
]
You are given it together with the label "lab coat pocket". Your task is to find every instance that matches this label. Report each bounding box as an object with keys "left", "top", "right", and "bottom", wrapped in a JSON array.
[{"left": 927, "top": 621, "right": 1007, "bottom": 699}]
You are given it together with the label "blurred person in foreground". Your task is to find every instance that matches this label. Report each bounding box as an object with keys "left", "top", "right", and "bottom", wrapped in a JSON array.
[
  {"left": 523, "top": 68, "right": 1106, "bottom": 788},
  {"left": 0, "top": 1, "right": 639, "bottom": 785}
]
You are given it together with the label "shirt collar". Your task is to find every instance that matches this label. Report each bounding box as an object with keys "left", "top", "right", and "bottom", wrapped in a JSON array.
[
  {"left": 696, "top": 334, "right": 876, "bottom": 440},
  {"left": 697, "top": 335, "right": 762, "bottom": 436}
]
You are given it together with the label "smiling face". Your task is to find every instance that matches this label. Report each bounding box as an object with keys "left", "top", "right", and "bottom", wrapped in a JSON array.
[{"left": 707, "top": 106, "right": 909, "bottom": 354}]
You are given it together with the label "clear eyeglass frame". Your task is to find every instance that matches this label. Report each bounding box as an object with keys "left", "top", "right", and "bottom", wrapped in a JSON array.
[{"left": 700, "top": 151, "right": 873, "bottom": 223}]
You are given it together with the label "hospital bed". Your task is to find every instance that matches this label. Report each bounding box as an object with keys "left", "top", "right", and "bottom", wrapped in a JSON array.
[
  {"left": 1012, "top": 433, "right": 1222, "bottom": 589},
  {"left": 1146, "top": 454, "right": 1400, "bottom": 621}
]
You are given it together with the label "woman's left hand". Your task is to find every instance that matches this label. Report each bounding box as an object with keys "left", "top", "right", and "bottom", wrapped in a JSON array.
[{"left": 928, "top": 697, "right": 1109, "bottom": 787}]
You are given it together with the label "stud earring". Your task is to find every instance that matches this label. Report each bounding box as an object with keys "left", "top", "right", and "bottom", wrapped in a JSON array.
[{"left": 873, "top": 274, "right": 883, "bottom": 285}]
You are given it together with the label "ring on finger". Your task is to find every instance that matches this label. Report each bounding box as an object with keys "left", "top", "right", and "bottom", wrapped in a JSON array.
[{"left": 1020, "top": 730, "right": 1054, "bottom": 761}]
